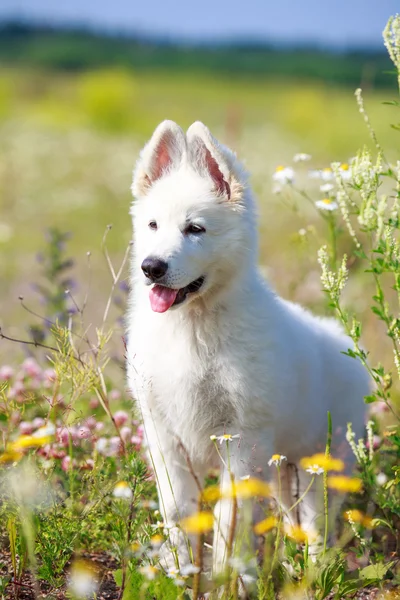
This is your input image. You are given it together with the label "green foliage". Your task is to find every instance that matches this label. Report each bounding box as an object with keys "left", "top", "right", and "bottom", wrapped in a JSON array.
[
  {"left": 0, "top": 23, "right": 396, "bottom": 89},
  {"left": 1, "top": 13, "right": 400, "bottom": 600}
]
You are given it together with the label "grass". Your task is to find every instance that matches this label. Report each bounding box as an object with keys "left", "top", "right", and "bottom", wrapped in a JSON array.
[{"left": 0, "top": 54, "right": 400, "bottom": 598}]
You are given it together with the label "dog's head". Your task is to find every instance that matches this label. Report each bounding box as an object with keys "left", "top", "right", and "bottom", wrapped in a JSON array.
[{"left": 131, "top": 120, "right": 256, "bottom": 313}]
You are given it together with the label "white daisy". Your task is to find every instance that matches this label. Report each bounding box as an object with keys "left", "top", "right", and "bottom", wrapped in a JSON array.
[
  {"left": 339, "top": 163, "right": 352, "bottom": 181},
  {"left": 305, "top": 464, "right": 325, "bottom": 475},
  {"left": 273, "top": 166, "right": 294, "bottom": 185},
  {"left": 139, "top": 565, "right": 159, "bottom": 580},
  {"left": 315, "top": 198, "right": 338, "bottom": 211},
  {"left": 215, "top": 433, "right": 240, "bottom": 445},
  {"left": 113, "top": 481, "right": 133, "bottom": 500},
  {"left": 180, "top": 564, "right": 201, "bottom": 576},
  {"left": 320, "top": 183, "right": 334, "bottom": 193},
  {"left": 268, "top": 454, "right": 287, "bottom": 467},
  {"left": 293, "top": 153, "right": 311, "bottom": 162}
]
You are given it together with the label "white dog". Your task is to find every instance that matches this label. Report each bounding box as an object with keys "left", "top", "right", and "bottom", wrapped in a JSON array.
[{"left": 126, "top": 120, "right": 369, "bottom": 575}]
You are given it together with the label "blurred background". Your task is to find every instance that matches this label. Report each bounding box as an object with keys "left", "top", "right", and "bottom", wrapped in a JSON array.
[{"left": 0, "top": 0, "right": 399, "bottom": 372}]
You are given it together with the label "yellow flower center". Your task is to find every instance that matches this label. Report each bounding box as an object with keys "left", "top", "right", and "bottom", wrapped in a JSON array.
[
  {"left": 340, "top": 163, "right": 349, "bottom": 170},
  {"left": 322, "top": 198, "right": 332, "bottom": 204},
  {"left": 275, "top": 165, "right": 285, "bottom": 172}
]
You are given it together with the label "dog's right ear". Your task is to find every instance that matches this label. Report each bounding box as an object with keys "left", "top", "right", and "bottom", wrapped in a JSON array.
[{"left": 132, "top": 120, "right": 186, "bottom": 197}]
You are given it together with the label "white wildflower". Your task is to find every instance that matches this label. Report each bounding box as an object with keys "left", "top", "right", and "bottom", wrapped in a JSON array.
[
  {"left": 68, "top": 561, "right": 98, "bottom": 598},
  {"left": 338, "top": 163, "right": 352, "bottom": 181},
  {"left": 113, "top": 481, "right": 133, "bottom": 500},
  {"left": 214, "top": 433, "right": 240, "bottom": 445},
  {"left": 180, "top": 564, "right": 200, "bottom": 576},
  {"left": 315, "top": 198, "right": 338, "bottom": 211},
  {"left": 167, "top": 567, "right": 180, "bottom": 579},
  {"left": 268, "top": 454, "right": 287, "bottom": 467},
  {"left": 320, "top": 183, "right": 334, "bottom": 193},
  {"left": 376, "top": 472, "right": 388, "bottom": 486},
  {"left": 293, "top": 153, "right": 311, "bottom": 162},
  {"left": 273, "top": 166, "right": 294, "bottom": 184},
  {"left": 32, "top": 422, "right": 56, "bottom": 438},
  {"left": 139, "top": 564, "right": 159, "bottom": 580},
  {"left": 318, "top": 246, "right": 348, "bottom": 301},
  {"left": 306, "top": 465, "right": 325, "bottom": 475}
]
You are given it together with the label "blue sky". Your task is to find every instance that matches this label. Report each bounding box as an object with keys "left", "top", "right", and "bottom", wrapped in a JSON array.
[{"left": 0, "top": 0, "right": 398, "bottom": 48}]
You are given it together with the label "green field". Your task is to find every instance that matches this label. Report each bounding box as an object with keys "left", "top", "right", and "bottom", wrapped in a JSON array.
[
  {"left": 0, "top": 66, "right": 398, "bottom": 366},
  {"left": 0, "top": 51, "right": 400, "bottom": 598}
]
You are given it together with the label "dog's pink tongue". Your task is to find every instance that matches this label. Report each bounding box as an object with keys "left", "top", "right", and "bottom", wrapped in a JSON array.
[{"left": 149, "top": 285, "right": 179, "bottom": 313}]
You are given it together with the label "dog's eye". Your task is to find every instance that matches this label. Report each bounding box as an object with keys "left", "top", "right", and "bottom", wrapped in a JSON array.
[
  {"left": 148, "top": 221, "right": 158, "bottom": 231},
  {"left": 185, "top": 224, "right": 206, "bottom": 235}
]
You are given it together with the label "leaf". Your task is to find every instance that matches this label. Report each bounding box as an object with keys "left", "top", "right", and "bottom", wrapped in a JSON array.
[
  {"left": 364, "top": 395, "right": 377, "bottom": 404},
  {"left": 7, "top": 518, "right": 17, "bottom": 577},
  {"left": 359, "top": 562, "right": 394, "bottom": 581},
  {"left": 112, "top": 569, "right": 123, "bottom": 587},
  {"left": 335, "top": 578, "right": 363, "bottom": 598}
]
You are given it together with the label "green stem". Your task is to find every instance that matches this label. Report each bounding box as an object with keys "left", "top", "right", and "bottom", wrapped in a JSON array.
[
  {"left": 268, "top": 465, "right": 282, "bottom": 594},
  {"left": 323, "top": 411, "right": 332, "bottom": 555},
  {"left": 287, "top": 476, "right": 315, "bottom": 514},
  {"left": 329, "top": 215, "right": 337, "bottom": 270}
]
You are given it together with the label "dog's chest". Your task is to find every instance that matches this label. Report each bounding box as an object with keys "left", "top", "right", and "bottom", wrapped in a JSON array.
[{"left": 138, "top": 328, "right": 240, "bottom": 438}]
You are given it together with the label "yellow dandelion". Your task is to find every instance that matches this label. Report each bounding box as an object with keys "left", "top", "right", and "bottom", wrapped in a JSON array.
[
  {"left": 254, "top": 516, "right": 277, "bottom": 535},
  {"left": 202, "top": 485, "right": 221, "bottom": 503},
  {"left": 232, "top": 478, "right": 271, "bottom": 499},
  {"left": 285, "top": 524, "right": 316, "bottom": 544},
  {"left": 345, "top": 509, "right": 373, "bottom": 528},
  {"left": 10, "top": 434, "right": 53, "bottom": 451},
  {"left": 180, "top": 511, "right": 214, "bottom": 534},
  {"left": 202, "top": 477, "right": 271, "bottom": 503},
  {"left": 0, "top": 449, "right": 23, "bottom": 464},
  {"left": 327, "top": 476, "right": 363, "bottom": 493},
  {"left": 300, "top": 453, "right": 344, "bottom": 472}
]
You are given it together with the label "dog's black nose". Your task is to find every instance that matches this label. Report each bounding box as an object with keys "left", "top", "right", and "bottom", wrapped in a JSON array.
[{"left": 141, "top": 257, "right": 168, "bottom": 280}]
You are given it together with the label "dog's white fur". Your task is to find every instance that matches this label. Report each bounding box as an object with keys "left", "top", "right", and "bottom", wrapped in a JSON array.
[{"left": 127, "top": 120, "right": 369, "bottom": 573}]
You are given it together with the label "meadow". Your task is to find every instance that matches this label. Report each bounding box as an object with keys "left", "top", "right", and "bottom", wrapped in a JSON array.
[{"left": 0, "top": 19, "right": 400, "bottom": 599}]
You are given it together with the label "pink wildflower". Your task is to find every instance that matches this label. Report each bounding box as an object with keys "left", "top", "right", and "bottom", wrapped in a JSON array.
[
  {"left": 0, "top": 365, "right": 14, "bottom": 380},
  {"left": 19, "top": 421, "right": 34, "bottom": 435},
  {"left": 61, "top": 455, "right": 73, "bottom": 471},
  {"left": 22, "top": 358, "right": 42, "bottom": 379},
  {"left": 89, "top": 397, "right": 99, "bottom": 409},
  {"left": 113, "top": 411, "right": 129, "bottom": 427},
  {"left": 43, "top": 368, "right": 56, "bottom": 387},
  {"left": 32, "top": 417, "right": 45, "bottom": 430},
  {"left": 77, "top": 426, "right": 92, "bottom": 440},
  {"left": 109, "top": 389, "right": 121, "bottom": 402},
  {"left": 120, "top": 426, "right": 132, "bottom": 442},
  {"left": 57, "top": 427, "right": 71, "bottom": 447}
]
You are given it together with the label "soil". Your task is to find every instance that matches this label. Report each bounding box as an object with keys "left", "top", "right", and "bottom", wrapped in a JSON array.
[
  {"left": 0, "top": 550, "right": 120, "bottom": 599},
  {"left": 1, "top": 549, "right": 399, "bottom": 599}
]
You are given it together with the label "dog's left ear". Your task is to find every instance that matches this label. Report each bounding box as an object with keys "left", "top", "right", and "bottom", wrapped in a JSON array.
[{"left": 187, "top": 122, "right": 231, "bottom": 200}]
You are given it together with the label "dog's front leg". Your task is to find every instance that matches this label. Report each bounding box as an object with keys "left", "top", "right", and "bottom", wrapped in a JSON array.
[
  {"left": 212, "top": 434, "right": 273, "bottom": 580},
  {"left": 142, "top": 412, "right": 205, "bottom": 571}
]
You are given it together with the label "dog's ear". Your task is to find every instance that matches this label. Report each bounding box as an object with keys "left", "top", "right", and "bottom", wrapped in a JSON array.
[
  {"left": 187, "top": 122, "right": 231, "bottom": 200},
  {"left": 132, "top": 120, "right": 186, "bottom": 197}
]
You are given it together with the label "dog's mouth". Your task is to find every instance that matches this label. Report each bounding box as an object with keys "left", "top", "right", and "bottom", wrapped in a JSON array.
[{"left": 149, "top": 277, "right": 205, "bottom": 313}]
